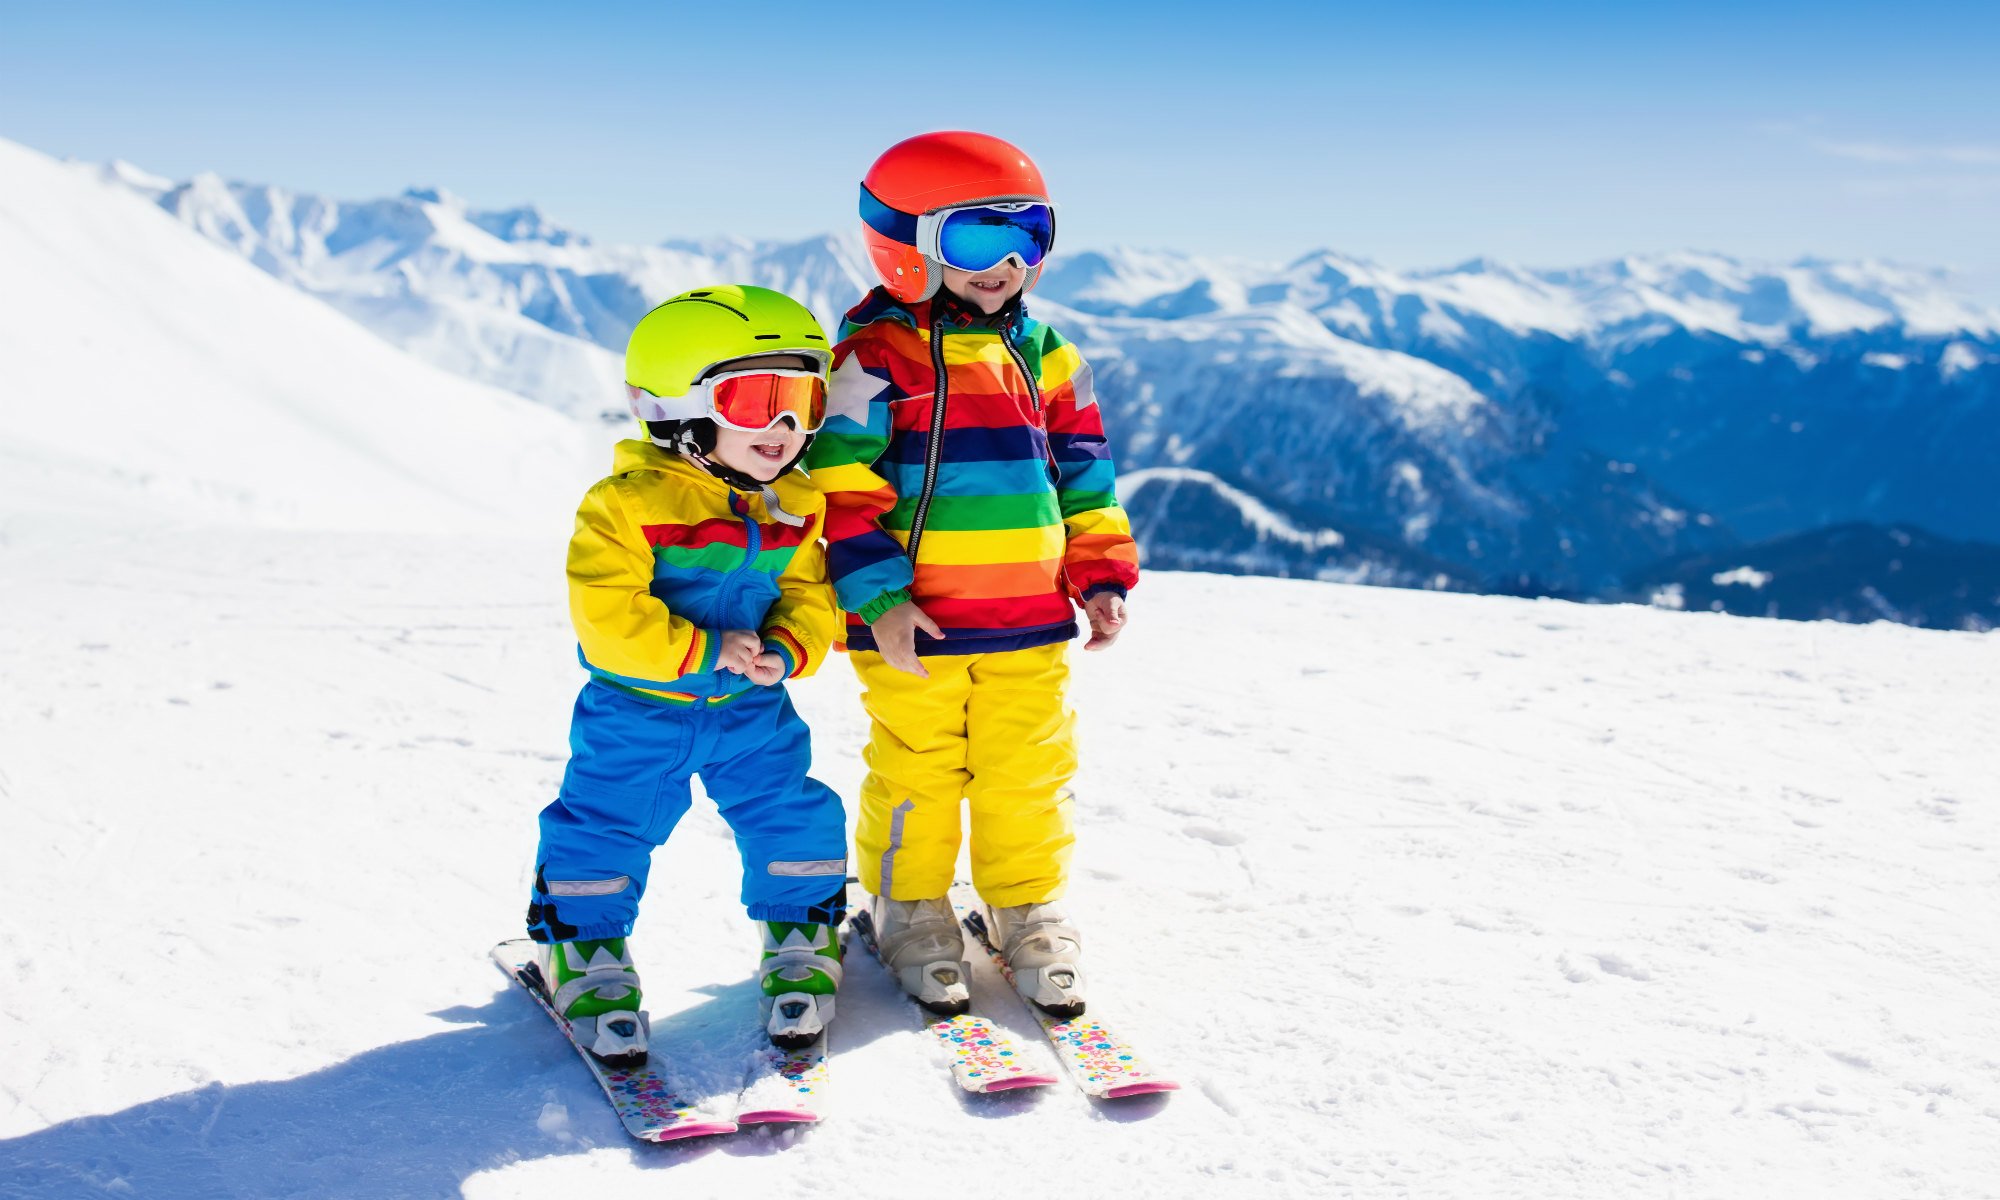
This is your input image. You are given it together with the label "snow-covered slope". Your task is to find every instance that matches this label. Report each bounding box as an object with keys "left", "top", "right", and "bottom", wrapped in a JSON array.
[
  {"left": 1, "top": 518, "right": 1994, "bottom": 1199},
  {"left": 3, "top": 140, "right": 594, "bottom": 533}
]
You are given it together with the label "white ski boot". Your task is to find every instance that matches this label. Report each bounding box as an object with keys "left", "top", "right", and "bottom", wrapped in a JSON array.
[
  {"left": 982, "top": 901, "right": 1086, "bottom": 1019},
  {"left": 537, "top": 938, "right": 649, "bottom": 1068},
  {"left": 759, "top": 920, "right": 842, "bottom": 1051},
  {"left": 870, "top": 895, "right": 971, "bottom": 1015}
]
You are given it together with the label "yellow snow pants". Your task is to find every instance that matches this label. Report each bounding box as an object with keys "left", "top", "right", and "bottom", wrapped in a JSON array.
[{"left": 850, "top": 642, "right": 1077, "bottom": 905}]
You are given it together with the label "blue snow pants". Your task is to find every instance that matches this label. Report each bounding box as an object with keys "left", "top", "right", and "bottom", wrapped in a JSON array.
[{"left": 525, "top": 680, "right": 848, "bottom": 942}]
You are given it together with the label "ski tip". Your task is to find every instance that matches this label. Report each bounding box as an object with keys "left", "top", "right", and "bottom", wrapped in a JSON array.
[
  {"left": 976, "top": 1074, "right": 1061, "bottom": 1093},
  {"left": 643, "top": 1121, "right": 740, "bottom": 1142},
  {"left": 1102, "top": 1080, "right": 1181, "bottom": 1099},
  {"left": 736, "top": 1109, "right": 822, "bottom": 1125}
]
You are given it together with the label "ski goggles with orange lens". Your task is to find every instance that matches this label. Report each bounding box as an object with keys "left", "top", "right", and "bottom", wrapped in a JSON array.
[
  {"left": 630, "top": 369, "right": 827, "bottom": 433},
  {"left": 701, "top": 369, "right": 827, "bottom": 433}
]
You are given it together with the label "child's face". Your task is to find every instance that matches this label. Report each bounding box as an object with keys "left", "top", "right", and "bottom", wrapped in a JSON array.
[
  {"left": 709, "top": 420, "right": 806, "bottom": 483},
  {"left": 941, "top": 261, "right": 1027, "bottom": 314},
  {"left": 699, "top": 353, "right": 815, "bottom": 483}
]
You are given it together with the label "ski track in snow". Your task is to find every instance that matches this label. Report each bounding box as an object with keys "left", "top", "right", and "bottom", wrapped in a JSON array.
[{"left": 0, "top": 517, "right": 1997, "bottom": 1199}]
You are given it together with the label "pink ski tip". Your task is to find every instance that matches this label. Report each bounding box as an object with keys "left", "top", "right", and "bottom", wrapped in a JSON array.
[
  {"left": 645, "top": 1121, "right": 740, "bottom": 1141},
  {"left": 1103, "top": 1080, "right": 1181, "bottom": 1099},
  {"left": 736, "top": 1109, "right": 821, "bottom": 1124},
  {"left": 981, "top": 1074, "right": 1060, "bottom": 1092}
]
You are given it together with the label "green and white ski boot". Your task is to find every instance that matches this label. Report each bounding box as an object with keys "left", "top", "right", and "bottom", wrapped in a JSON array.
[
  {"left": 538, "top": 937, "right": 648, "bottom": 1068},
  {"left": 759, "top": 921, "right": 842, "bottom": 1050}
]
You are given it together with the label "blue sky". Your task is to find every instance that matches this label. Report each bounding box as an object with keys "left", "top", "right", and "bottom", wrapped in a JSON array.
[{"left": 5, "top": 1, "right": 1997, "bottom": 294}]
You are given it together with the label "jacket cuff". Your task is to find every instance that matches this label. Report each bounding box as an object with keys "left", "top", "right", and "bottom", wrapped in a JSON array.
[
  {"left": 762, "top": 627, "right": 809, "bottom": 679},
  {"left": 856, "top": 588, "right": 912, "bottom": 625},
  {"left": 677, "top": 627, "right": 725, "bottom": 678},
  {"left": 1080, "top": 582, "right": 1128, "bottom": 602}
]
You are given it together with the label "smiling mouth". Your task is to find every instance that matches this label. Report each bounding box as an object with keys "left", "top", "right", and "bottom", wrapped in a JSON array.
[
  {"left": 751, "top": 441, "right": 787, "bottom": 461},
  {"left": 969, "top": 278, "right": 1008, "bottom": 292}
]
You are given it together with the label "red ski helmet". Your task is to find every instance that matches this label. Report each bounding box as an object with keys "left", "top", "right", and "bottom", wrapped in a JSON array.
[{"left": 859, "top": 131, "right": 1051, "bottom": 303}]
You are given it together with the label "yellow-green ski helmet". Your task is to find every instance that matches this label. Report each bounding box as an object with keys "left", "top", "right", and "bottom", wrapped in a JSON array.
[
  {"left": 625, "top": 284, "right": 830, "bottom": 419},
  {"left": 623, "top": 286, "right": 831, "bottom": 487}
]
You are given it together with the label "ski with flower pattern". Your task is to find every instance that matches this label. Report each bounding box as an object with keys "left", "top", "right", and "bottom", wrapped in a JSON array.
[
  {"left": 846, "top": 910, "right": 1059, "bottom": 1094},
  {"left": 491, "top": 939, "right": 740, "bottom": 1142},
  {"left": 956, "top": 904, "right": 1181, "bottom": 1100},
  {"left": 733, "top": 1036, "right": 830, "bottom": 1124}
]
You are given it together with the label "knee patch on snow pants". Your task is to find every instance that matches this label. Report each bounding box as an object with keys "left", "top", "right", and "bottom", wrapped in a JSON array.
[{"left": 850, "top": 642, "right": 1077, "bottom": 906}]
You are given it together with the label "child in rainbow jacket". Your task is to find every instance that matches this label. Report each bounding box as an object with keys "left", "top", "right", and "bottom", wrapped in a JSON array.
[
  {"left": 806, "top": 131, "right": 1140, "bottom": 1018},
  {"left": 523, "top": 286, "right": 848, "bottom": 1063}
]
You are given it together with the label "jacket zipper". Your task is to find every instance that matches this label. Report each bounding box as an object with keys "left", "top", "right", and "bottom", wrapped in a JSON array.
[
  {"left": 734, "top": 492, "right": 763, "bottom": 574},
  {"left": 1003, "top": 318, "right": 1085, "bottom": 602},
  {"left": 1003, "top": 317, "right": 1061, "bottom": 486},
  {"left": 1000, "top": 322, "right": 1042, "bottom": 415},
  {"left": 904, "top": 310, "right": 950, "bottom": 562},
  {"left": 717, "top": 489, "right": 762, "bottom": 623}
]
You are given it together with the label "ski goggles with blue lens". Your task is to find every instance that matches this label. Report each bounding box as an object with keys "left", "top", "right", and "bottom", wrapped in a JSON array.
[
  {"left": 861, "top": 185, "right": 1056, "bottom": 272},
  {"left": 921, "top": 201, "right": 1055, "bottom": 272}
]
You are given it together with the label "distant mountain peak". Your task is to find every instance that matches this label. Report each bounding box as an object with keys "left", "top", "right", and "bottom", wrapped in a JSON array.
[
  {"left": 1439, "top": 255, "right": 1518, "bottom": 277},
  {"left": 468, "top": 203, "right": 588, "bottom": 247},
  {"left": 101, "top": 158, "right": 174, "bottom": 197},
  {"left": 399, "top": 185, "right": 464, "bottom": 210}
]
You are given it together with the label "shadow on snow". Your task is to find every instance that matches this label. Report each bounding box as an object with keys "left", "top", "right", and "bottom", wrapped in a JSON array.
[
  {"left": 0, "top": 937, "right": 1169, "bottom": 1197},
  {"left": 0, "top": 981, "right": 817, "bottom": 1199}
]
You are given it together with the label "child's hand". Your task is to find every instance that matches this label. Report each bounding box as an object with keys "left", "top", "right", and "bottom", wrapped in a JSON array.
[
  {"left": 746, "top": 652, "right": 787, "bottom": 687},
  {"left": 1082, "top": 592, "right": 1127, "bottom": 651},
  {"left": 870, "top": 600, "right": 944, "bottom": 678},
  {"left": 716, "top": 629, "right": 763, "bottom": 675}
]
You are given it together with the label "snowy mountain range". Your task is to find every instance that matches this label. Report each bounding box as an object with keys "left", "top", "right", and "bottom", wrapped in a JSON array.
[
  {"left": 69, "top": 149, "right": 2000, "bottom": 625},
  {"left": 1627, "top": 522, "right": 2000, "bottom": 629}
]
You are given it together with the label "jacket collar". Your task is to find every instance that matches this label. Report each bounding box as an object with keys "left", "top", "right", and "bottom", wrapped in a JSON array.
[
  {"left": 610, "top": 439, "right": 810, "bottom": 518},
  {"left": 612, "top": 439, "right": 734, "bottom": 496},
  {"left": 843, "top": 286, "right": 1028, "bottom": 339}
]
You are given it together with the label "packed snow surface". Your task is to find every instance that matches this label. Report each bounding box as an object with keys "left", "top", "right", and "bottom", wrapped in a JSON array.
[{"left": 1, "top": 509, "right": 1995, "bottom": 1198}]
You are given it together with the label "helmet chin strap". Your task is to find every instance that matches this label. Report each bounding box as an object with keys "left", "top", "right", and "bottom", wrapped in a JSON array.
[
  {"left": 934, "top": 284, "right": 1025, "bottom": 330},
  {"left": 650, "top": 423, "right": 813, "bottom": 527}
]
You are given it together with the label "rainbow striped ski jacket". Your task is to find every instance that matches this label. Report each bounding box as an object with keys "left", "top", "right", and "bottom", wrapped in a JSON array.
[
  {"left": 567, "top": 440, "right": 838, "bottom": 704},
  {"left": 806, "top": 288, "right": 1139, "bottom": 655}
]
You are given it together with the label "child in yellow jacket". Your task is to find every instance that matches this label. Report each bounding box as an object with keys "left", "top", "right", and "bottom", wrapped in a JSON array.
[
  {"left": 806, "top": 132, "right": 1139, "bottom": 1018},
  {"left": 525, "top": 286, "right": 847, "bottom": 1063}
]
